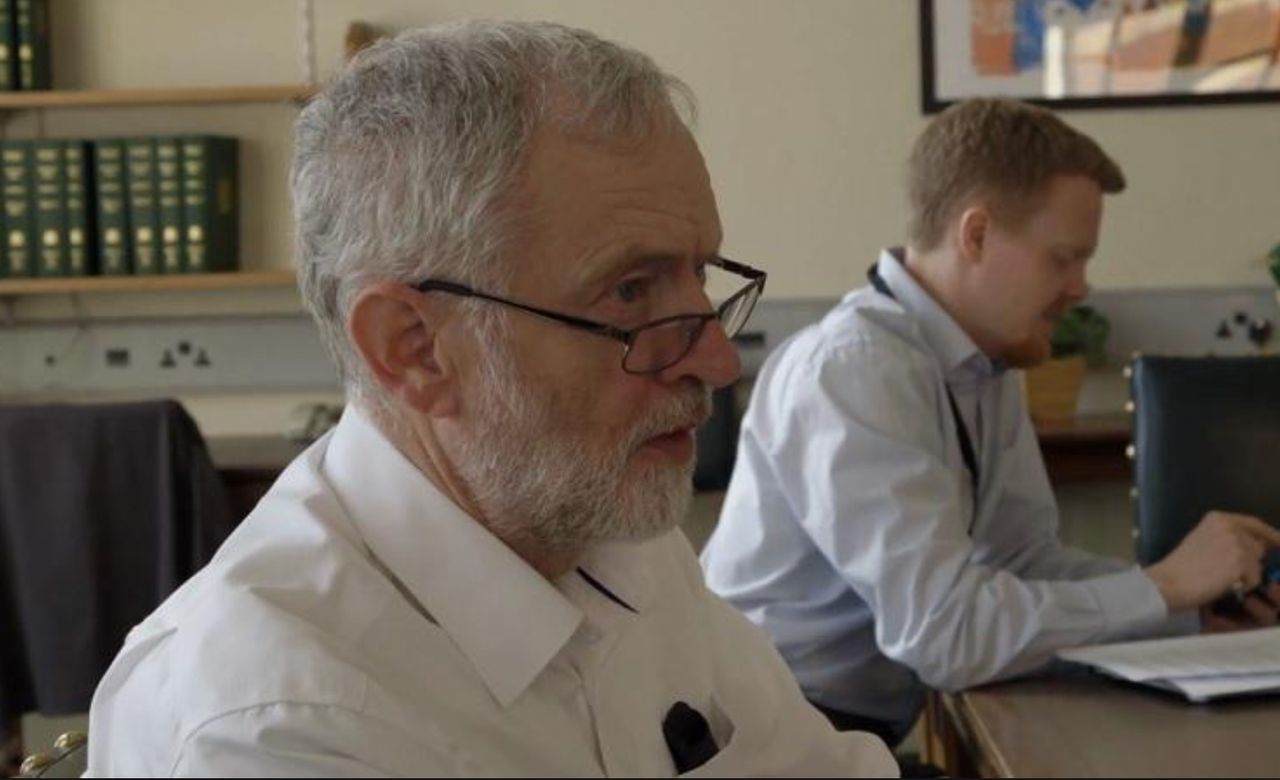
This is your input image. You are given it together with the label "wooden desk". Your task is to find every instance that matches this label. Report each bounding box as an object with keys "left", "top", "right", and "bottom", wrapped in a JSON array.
[
  {"left": 1034, "top": 413, "right": 1130, "bottom": 484},
  {"left": 926, "top": 676, "right": 1280, "bottom": 778}
]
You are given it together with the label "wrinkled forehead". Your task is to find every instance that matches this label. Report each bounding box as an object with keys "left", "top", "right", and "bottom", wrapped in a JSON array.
[{"left": 504, "top": 120, "right": 722, "bottom": 286}]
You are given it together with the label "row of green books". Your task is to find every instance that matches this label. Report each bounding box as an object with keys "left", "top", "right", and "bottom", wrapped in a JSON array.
[
  {"left": 0, "top": 136, "right": 239, "bottom": 278},
  {"left": 0, "top": 0, "right": 50, "bottom": 91}
]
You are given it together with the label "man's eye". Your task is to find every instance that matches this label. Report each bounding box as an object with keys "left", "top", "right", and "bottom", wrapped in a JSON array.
[
  {"left": 695, "top": 262, "right": 709, "bottom": 286},
  {"left": 615, "top": 277, "right": 652, "bottom": 304}
]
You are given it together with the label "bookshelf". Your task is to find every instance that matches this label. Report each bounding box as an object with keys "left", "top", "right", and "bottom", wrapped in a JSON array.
[
  {"left": 0, "top": 84, "right": 316, "bottom": 110},
  {"left": 0, "top": 269, "right": 296, "bottom": 297},
  {"left": 0, "top": 85, "right": 315, "bottom": 295}
]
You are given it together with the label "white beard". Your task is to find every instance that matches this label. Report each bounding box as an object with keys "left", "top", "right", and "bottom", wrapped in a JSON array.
[{"left": 454, "top": 328, "right": 709, "bottom": 552}]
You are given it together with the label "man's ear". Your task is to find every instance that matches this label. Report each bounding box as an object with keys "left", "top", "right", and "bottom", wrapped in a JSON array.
[
  {"left": 955, "top": 206, "right": 990, "bottom": 266},
  {"left": 347, "top": 282, "right": 460, "bottom": 417}
]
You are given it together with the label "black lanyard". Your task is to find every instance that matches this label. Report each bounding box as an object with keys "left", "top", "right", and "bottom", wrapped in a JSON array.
[{"left": 867, "top": 265, "right": 980, "bottom": 526}]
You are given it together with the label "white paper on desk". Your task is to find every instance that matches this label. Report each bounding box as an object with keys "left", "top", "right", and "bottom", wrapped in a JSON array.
[
  {"left": 1154, "top": 672, "right": 1280, "bottom": 703},
  {"left": 1057, "top": 625, "right": 1280, "bottom": 683}
]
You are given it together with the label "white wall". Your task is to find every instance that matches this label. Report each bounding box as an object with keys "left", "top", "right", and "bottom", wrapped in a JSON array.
[{"left": 17, "top": 0, "right": 1278, "bottom": 303}]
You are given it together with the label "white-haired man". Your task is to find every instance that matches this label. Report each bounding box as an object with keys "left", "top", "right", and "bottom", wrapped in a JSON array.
[{"left": 86, "top": 20, "right": 896, "bottom": 778}]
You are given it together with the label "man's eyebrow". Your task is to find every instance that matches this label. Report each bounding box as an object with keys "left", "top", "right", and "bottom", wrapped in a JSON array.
[{"left": 575, "top": 246, "right": 715, "bottom": 288}]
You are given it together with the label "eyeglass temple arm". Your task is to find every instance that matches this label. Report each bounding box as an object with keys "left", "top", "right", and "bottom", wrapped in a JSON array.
[
  {"left": 711, "top": 255, "right": 767, "bottom": 282},
  {"left": 415, "top": 280, "right": 634, "bottom": 344}
]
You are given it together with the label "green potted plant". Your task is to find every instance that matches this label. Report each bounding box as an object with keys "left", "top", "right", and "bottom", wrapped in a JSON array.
[{"left": 1025, "top": 305, "right": 1110, "bottom": 421}]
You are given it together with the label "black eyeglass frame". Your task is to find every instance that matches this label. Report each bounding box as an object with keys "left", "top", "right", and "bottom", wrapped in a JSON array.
[{"left": 413, "top": 256, "right": 767, "bottom": 375}]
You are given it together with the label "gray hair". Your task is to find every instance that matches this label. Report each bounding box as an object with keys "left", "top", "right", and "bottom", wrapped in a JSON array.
[{"left": 290, "top": 20, "right": 696, "bottom": 417}]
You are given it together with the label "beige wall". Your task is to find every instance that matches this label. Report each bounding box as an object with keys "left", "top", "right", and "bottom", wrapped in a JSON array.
[{"left": 16, "top": 0, "right": 1280, "bottom": 303}]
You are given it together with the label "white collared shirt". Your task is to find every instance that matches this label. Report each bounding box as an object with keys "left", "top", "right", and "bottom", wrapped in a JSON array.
[
  {"left": 701, "top": 248, "right": 1193, "bottom": 739},
  {"left": 86, "top": 407, "right": 896, "bottom": 777}
]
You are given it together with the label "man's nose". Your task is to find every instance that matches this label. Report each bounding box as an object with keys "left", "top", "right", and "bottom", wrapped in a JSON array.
[
  {"left": 1065, "top": 266, "right": 1090, "bottom": 303},
  {"left": 657, "top": 317, "right": 741, "bottom": 389}
]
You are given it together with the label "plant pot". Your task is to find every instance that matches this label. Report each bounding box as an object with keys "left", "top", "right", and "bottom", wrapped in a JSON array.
[{"left": 1023, "top": 355, "right": 1087, "bottom": 421}]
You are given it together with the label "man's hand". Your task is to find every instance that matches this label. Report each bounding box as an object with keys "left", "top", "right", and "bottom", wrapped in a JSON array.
[
  {"left": 1144, "top": 511, "right": 1280, "bottom": 612},
  {"left": 1202, "top": 583, "right": 1280, "bottom": 633}
]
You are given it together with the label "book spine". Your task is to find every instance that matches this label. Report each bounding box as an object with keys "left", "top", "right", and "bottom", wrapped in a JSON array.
[
  {"left": 182, "top": 135, "right": 238, "bottom": 273},
  {"left": 125, "top": 137, "right": 160, "bottom": 275},
  {"left": 1, "top": 141, "right": 33, "bottom": 277},
  {"left": 32, "top": 137, "right": 65, "bottom": 276},
  {"left": 94, "top": 139, "right": 131, "bottom": 275},
  {"left": 0, "top": 0, "right": 17, "bottom": 91},
  {"left": 64, "top": 140, "right": 93, "bottom": 276},
  {"left": 0, "top": 140, "right": 8, "bottom": 276},
  {"left": 15, "top": 0, "right": 48, "bottom": 90},
  {"left": 155, "top": 135, "right": 184, "bottom": 274}
]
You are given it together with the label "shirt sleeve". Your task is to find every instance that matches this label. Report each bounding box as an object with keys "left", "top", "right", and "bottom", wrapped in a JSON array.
[
  {"left": 980, "top": 390, "right": 1138, "bottom": 583},
  {"left": 971, "top": 376, "right": 1201, "bottom": 639},
  {"left": 765, "top": 340, "right": 1172, "bottom": 691},
  {"left": 169, "top": 702, "right": 453, "bottom": 778}
]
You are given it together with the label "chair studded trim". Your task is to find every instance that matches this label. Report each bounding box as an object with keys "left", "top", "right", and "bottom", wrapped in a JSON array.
[{"left": 17, "top": 731, "right": 86, "bottom": 779}]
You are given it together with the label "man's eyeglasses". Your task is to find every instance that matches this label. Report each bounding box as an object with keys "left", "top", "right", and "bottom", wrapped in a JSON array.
[{"left": 413, "top": 256, "right": 766, "bottom": 375}]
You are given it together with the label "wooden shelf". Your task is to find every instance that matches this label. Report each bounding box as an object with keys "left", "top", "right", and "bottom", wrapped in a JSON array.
[
  {"left": 0, "top": 269, "right": 296, "bottom": 296},
  {"left": 0, "top": 84, "right": 316, "bottom": 110}
]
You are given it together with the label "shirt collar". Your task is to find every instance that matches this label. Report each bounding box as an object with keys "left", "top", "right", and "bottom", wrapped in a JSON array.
[
  {"left": 575, "top": 538, "right": 658, "bottom": 615},
  {"left": 320, "top": 408, "right": 583, "bottom": 709},
  {"left": 875, "top": 247, "right": 1000, "bottom": 379}
]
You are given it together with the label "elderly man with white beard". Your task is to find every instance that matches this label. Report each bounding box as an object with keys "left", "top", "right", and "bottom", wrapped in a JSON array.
[{"left": 84, "top": 20, "right": 896, "bottom": 779}]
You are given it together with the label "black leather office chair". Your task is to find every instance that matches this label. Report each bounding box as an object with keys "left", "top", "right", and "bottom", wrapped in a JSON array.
[
  {"left": 0, "top": 401, "right": 235, "bottom": 752},
  {"left": 1128, "top": 355, "right": 1280, "bottom": 565},
  {"left": 693, "top": 384, "right": 738, "bottom": 491}
]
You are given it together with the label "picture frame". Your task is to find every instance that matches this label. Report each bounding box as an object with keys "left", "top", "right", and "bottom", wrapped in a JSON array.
[{"left": 920, "top": 0, "right": 1280, "bottom": 112}]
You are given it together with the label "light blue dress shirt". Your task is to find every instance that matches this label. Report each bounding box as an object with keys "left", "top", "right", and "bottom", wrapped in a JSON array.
[{"left": 701, "top": 248, "right": 1189, "bottom": 739}]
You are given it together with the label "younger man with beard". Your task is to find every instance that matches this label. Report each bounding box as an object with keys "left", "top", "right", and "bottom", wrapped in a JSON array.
[
  {"left": 701, "top": 98, "right": 1280, "bottom": 748},
  {"left": 86, "top": 21, "right": 896, "bottom": 778}
]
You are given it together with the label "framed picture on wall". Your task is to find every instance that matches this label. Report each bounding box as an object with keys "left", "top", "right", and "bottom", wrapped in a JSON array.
[{"left": 920, "top": 0, "right": 1280, "bottom": 112}]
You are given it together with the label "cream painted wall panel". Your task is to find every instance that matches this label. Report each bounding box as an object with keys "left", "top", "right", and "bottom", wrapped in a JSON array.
[
  {"left": 307, "top": 0, "right": 1280, "bottom": 294},
  {"left": 306, "top": 0, "right": 922, "bottom": 298},
  {"left": 50, "top": 0, "right": 299, "bottom": 88},
  {"left": 1070, "top": 107, "right": 1280, "bottom": 289}
]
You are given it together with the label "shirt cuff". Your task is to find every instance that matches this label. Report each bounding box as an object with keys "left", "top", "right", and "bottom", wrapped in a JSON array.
[
  {"left": 1086, "top": 566, "right": 1171, "bottom": 640},
  {"left": 1158, "top": 607, "right": 1203, "bottom": 638}
]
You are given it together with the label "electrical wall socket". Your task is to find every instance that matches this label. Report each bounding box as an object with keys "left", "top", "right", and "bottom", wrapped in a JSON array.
[{"left": 0, "top": 314, "right": 338, "bottom": 395}]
